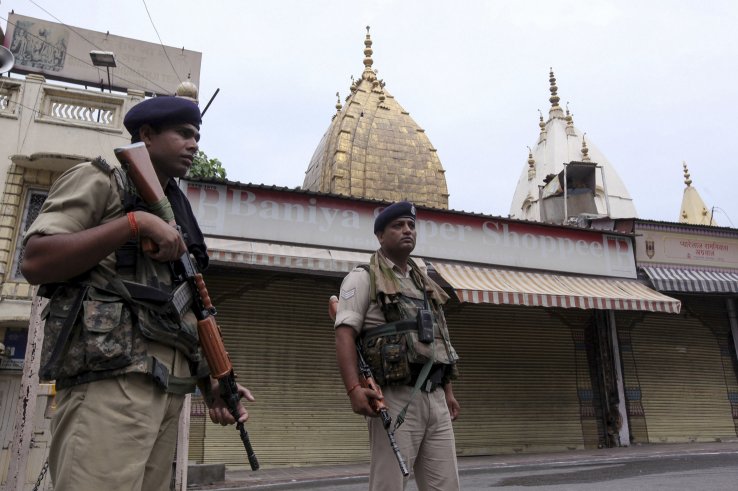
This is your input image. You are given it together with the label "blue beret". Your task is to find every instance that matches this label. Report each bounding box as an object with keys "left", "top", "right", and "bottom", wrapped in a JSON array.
[
  {"left": 374, "top": 201, "right": 416, "bottom": 233},
  {"left": 124, "top": 96, "right": 202, "bottom": 137}
]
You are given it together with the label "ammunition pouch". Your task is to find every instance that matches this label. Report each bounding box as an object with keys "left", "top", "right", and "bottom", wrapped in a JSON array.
[
  {"left": 361, "top": 319, "right": 430, "bottom": 387},
  {"left": 39, "top": 280, "right": 200, "bottom": 390},
  {"left": 40, "top": 284, "right": 142, "bottom": 382}
]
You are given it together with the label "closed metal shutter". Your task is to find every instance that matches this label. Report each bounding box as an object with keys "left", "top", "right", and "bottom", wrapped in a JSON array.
[
  {"left": 195, "top": 268, "right": 368, "bottom": 468},
  {"left": 615, "top": 297, "right": 736, "bottom": 443},
  {"left": 445, "top": 302, "right": 590, "bottom": 454},
  {"left": 193, "top": 268, "right": 604, "bottom": 466}
]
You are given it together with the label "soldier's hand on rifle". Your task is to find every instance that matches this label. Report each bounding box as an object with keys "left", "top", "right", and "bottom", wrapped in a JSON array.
[
  {"left": 348, "top": 384, "right": 383, "bottom": 418},
  {"left": 133, "top": 211, "right": 188, "bottom": 261},
  {"left": 207, "top": 378, "right": 255, "bottom": 426}
]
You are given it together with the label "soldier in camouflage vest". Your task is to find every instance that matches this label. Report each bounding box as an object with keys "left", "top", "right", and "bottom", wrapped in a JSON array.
[
  {"left": 21, "top": 96, "right": 254, "bottom": 491},
  {"left": 334, "top": 201, "right": 461, "bottom": 491}
]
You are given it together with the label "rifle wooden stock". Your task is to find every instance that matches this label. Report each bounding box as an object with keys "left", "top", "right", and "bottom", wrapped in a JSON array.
[
  {"left": 191, "top": 272, "right": 233, "bottom": 377},
  {"left": 114, "top": 143, "right": 169, "bottom": 217},
  {"left": 197, "top": 317, "right": 232, "bottom": 379},
  {"left": 114, "top": 143, "right": 171, "bottom": 252}
]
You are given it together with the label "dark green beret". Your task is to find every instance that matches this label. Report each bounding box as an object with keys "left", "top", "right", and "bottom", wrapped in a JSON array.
[{"left": 374, "top": 201, "right": 416, "bottom": 233}]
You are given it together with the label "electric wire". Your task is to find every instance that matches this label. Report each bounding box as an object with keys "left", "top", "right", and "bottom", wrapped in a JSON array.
[
  {"left": 0, "top": 13, "right": 167, "bottom": 95},
  {"left": 11, "top": 1, "right": 177, "bottom": 95},
  {"left": 710, "top": 207, "right": 734, "bottom": 227},
  {"left": 25, "top": 0, "right": 175, "bottom": 92},
  {"left": 141, "top": 0, "right": 183, "bottom": 85}
]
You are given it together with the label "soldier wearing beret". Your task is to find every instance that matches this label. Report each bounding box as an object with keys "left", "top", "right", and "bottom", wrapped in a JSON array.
[
  {"left": 21, "top": 96, "right": 253, "bottom": 491},
  {"left": 334, "top": 201, "right": 461, "bottom": 490}
]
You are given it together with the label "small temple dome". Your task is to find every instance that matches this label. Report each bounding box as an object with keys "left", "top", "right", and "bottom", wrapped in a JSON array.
[
  {"left": 303, "top": 27, "right": 449, "bottom": 209},
  {"left": 679, "top": 162, "right": 718, "bottom": 225},
  {"left": 510, "top": 69, "right": 637, "bottom": 222}
]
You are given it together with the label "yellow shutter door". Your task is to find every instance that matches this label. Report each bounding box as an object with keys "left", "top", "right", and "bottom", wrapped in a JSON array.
[
  {"left": 446, "top": 303, "right": 590, "bottom": 454},
  {"left": 616, "top": 297, "right": 736, "bottom": 443}
]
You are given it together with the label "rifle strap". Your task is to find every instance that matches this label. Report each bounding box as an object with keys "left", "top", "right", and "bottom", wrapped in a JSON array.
[
  {"left": 393, "top": 357, "right": 434, "bottom": 431},
  {"left": 394, "top": 284, "right": 435, "bottom": 431}
]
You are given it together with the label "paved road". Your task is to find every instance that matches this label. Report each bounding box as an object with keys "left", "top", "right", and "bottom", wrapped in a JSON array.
[{"left": 305, "top": 452, "right": 738, "bottom": 490}]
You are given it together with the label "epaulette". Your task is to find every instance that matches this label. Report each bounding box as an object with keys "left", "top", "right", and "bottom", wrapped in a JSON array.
[
  {"left": 91, "top": 156, "right": 127, "bottom": 199},
  {"left": 91, "top": 156, "right": 112, "bottom": 174}
]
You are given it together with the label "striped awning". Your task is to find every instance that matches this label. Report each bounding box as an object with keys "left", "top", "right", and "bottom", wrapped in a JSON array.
[
  {"left": 205, "top": 237, "right": 370, "bottom": 274},
  {"left": 642, "top": 266, "right": 738, "bottom": 294},
  {"left": 432, "top": 262, "right": 681, "bottom": 313}
]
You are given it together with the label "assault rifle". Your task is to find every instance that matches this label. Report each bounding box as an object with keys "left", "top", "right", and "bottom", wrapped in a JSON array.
[
  {"left": 115, "top": 142, "right": 259, "bottom": 471},
  {"left": 329, "top": 296, "right": 409, "bottom": 476}
]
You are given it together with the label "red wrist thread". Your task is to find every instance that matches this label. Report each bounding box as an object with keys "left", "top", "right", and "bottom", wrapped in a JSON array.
[
  {"left": 127, "top": 212, "right": 139, "bottom": 240},
  {"left": 346, "top": 383, "right": 362, "bottom": 396}
]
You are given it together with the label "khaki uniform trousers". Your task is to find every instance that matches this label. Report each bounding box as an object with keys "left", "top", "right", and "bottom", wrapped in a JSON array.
[
  {"left": 368, "top": 384, "right": 460, "bottom": 491},
  {"left": 49, "top": 373, "right": 184, "bottom": 491}
]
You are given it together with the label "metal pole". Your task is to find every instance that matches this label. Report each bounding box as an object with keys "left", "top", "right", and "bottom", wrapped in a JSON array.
[
  {"left": 599, "top": 164, "right": 611, "bottom": 217},
  {"left": 200, "top": 88, "right": 220, "bottom": 117},
  {"left": 727, "top": 298, "right": 738, "bottom": 365},
  {"left": 608, "top": 310, "right": 630, "bottom": 447},
  {"left": 6, "top": 291, "right": 46, "bottom": 491}
]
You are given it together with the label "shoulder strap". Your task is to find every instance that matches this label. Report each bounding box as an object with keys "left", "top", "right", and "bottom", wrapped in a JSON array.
[{"left": 91, "top": 156, "right": 112, "bottom": 174}]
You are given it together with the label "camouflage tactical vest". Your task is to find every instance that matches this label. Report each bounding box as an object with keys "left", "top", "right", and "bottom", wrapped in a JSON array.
[
  {"left": 360, "top": 252, "right": 459, "bottom": 386},
  {"left": 39, "top": 158, "right": 201, "bottom": 392}
]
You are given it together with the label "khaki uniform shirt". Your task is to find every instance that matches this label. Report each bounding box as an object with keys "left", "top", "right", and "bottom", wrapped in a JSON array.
[
  {"left": 24, "top": 161, "right": 191, "bottom": 378},
  {"left": 334, "top": 251, "right": 417, "bottom": 333}
]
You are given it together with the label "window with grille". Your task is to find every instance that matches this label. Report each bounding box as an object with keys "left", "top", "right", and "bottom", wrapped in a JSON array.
[{"left": 12, "top": 189, "right": 48, "bottom": 281}]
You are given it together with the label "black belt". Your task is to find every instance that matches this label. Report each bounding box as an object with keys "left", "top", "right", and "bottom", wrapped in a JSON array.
[{"left": 409, "top": 363, "right": 446, "bottom": 392}]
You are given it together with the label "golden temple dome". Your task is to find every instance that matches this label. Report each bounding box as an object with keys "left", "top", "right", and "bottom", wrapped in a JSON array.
[{"left": 303, "top": 26, "right": 449, "bottom": 209}]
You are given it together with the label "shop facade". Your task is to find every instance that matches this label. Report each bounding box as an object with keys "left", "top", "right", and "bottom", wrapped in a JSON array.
[
  {"left": 183, "top": 180, "right": 681, "bottom": 467},
  {"left": 612, "top": 219, "right": 738, "bottom": 444}
]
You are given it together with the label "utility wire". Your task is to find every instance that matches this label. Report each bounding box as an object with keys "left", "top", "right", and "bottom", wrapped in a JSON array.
[
  {"left": 18, "top": 1, "right": 175, "bottom": 94},
  {"left": 142, "top": 0, "right": 183, "bottom": 85},
  {"left": 0, "top": 13, "right": 167, "bottom": 95},
  {"left": 711, "top": 207, "right": 735, "bottom": 227}
]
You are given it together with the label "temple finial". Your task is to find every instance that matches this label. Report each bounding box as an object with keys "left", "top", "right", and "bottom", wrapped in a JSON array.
[
  {"left": 362, "top": 25, "right": 374, "bottom": 77},
  {"left": 683, "top": 161, "right": 692, "bottom": 187},
  {"left": 564, "top": 102, "right": 577, "bottom": 136},
  {"left": 581, "top": 134, "right": 590, "bottom": 161},
  {"left": 538, "top": 109, "right": 545, "bottom": 132},
  {"left": 335, "top": 91, "right": 342, "bottom": 112},
  {"left": 549, "top": 68, "right": 560, "bottom": 108}
]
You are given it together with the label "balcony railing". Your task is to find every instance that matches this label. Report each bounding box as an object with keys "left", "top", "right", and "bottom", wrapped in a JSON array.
[
  {"left": 0, "top": 80, "right": 22, "bottom": 117},
  {"left": 37, "top": 85, "right": 125, "bottom": 132}
]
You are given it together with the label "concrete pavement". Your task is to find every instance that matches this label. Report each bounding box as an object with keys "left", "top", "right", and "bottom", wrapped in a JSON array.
[{"left": 188, "top": 440, "right": 738, "bottom": 490}]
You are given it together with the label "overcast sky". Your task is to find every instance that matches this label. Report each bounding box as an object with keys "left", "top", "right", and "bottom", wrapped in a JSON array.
[{"left": 2, "top": 0, "right": 737, "bottom": 226}]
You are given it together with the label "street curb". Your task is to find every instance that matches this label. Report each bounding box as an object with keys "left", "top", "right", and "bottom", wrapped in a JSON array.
[{"left": 191, "top": 443, "right": 738, "bottom": 490}]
